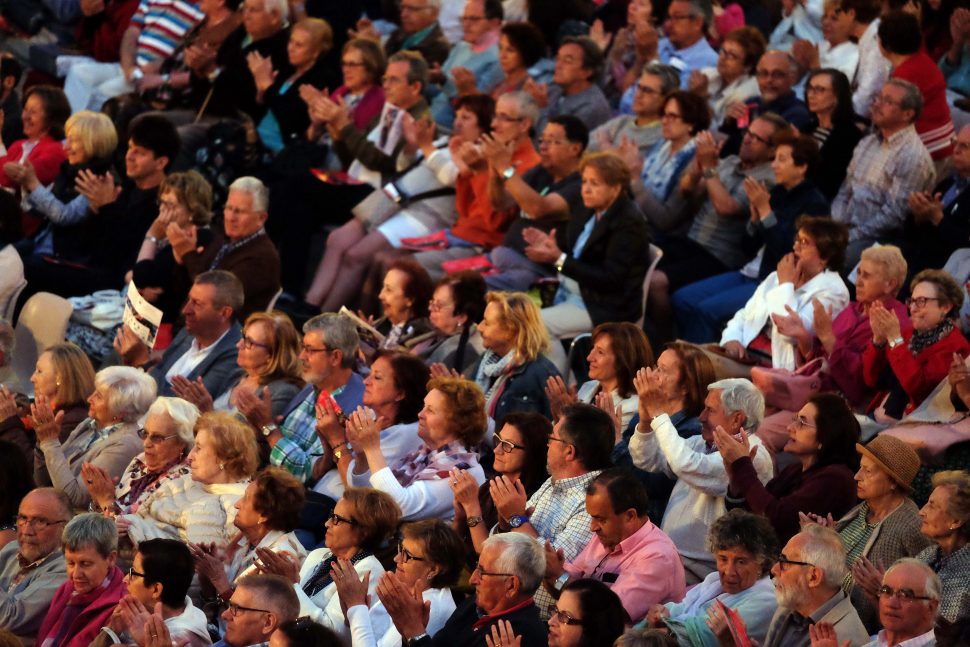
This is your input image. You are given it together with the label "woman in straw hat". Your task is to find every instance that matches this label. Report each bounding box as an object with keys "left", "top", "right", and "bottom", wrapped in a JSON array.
[{"left": 799, "top": 434, "right": 930, "bottom": 631}]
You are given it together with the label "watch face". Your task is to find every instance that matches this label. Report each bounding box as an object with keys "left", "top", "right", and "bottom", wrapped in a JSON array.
[{"left": 509, "top": 515, "right": 525, "bottom": 528}]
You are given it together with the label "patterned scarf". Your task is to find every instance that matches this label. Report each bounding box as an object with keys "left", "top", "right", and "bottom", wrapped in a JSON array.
[
  {"left": 390, "top": 442, "right": 477, "bottom": 487},
  {"left": 474, "top": 350, "right": 517, "bottom": 417},
  {"left": 908, "top": 318, "right": 955, "bottom": 356},
  {"left": 209, "top": 228, "right": 266, "bottom": 270},
  {"left": 302, "top": 549, "right": 371, "bottom": 597}
]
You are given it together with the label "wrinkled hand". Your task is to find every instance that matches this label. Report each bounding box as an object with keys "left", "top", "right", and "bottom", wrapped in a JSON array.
[
  {"left": 187, "top": 542, "right": 229, "bottom": 590},
  {"left": 377, "top": 571, "right": 430, "bottom": 639},
  {"left": 809, "top": 621, "right": 850, "bottom": 647},
  {"left": 450, "top": 468, "right": 481, "bottom": 513},
  {"left": 165, "top": 222, "right": 201, "bottom": 264},
  {"left": 345, "top": 406, "right": 382, "bottom": 453},
  {"left": 544, "top": 375, "right": 577, "bottom": 421},
  {"left": 170, "top": 375, "right": 214, "bottom": 412},
  {"left": 776, "top": 252, "right": 799, "bottom": 285},
  {"left": 75, "top": 169, "right": 120, "bottom": 210},
  {"left": 852, "top": 556, "right": 885, "bottom": 600},
  {"left": 490, "top": 475, "right": 528, "bottom": 521},
  {"left": 113, "top": 324, "right": 151, "bottom": 367},
  {"left": 485, "top": 619, "right": 522, "bottom": 647},
  {"left": 254, "top": 546, "right": 301, "bottom": 583},
  {"left": 522, "top": 227, "right": 562, "bottom": 264},
  {"left": 812, "top": 297, "right": 835, "bottom": 350},
  {"left": 798, "top": 511, "right": 835, "bottom": 529},
  {"left": 868, "top": 301, "right": 901, "bottom": 346},
  {"left": 31, "top": 393, "right": 64, "bottom": 444},
  {"left": 522, "top": 77, "right": 548, "bottom": 108},
  {"left": 81, "top": 463, "right": 118, "bottom": 510},
  {"left": 332, "top": 559, "right": 371, "bottom": 612},
  {"left": 705, "top": 600, "right": 735, "bottom": 646},
  {"left": 633, "top": 366, "right": 666, "bottom": 422},
  {"left": 771, "top": 304, "right": 808, "bottom": 338}
]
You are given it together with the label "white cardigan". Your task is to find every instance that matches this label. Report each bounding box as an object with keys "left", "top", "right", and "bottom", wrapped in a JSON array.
[
  {"left": 347, "top": 586, "right": 456, "bottom": 647},
  {"left": 295, "top": 548, "right": 385, "bottom": 642},
  {"left": 122, "top": 475, "right": 247, "bottom": 547},
  {"left": 720, "top": 269, "right": 849, "bottom": 370},
  {"left": 226, "top": 529, "right": 307, "bottom": 583}
]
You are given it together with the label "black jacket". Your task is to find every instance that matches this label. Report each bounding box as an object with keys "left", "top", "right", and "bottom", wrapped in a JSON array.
[
  {"left": 903, "top": 175, "right": 970, "bottom": 282},
  {"left": 810, "top": 118, "right": 865, "bottom": 201},
  {"left": 559, "top": 193, "right": 650, "bottom": 326},
  {"left": 410, "top": 597, "right": 548, "bottom": 647}
]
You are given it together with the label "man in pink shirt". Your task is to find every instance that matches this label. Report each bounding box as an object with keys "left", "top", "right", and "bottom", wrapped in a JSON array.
[{"left": 542, "top": 468, "right": 686, "bottom": 624}]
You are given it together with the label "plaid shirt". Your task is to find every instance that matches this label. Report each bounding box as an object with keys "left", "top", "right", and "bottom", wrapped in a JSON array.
[
  {"left": 269, "top": 390, "right": 323, "bottom": 484},
  {"left": 831, "top": 125, "right": 934, "bottom": 242}
]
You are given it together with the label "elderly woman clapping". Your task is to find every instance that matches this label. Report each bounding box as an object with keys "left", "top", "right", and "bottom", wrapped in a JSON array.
[
  {"left": 34, "top": 366, "right": 157, "bottom": 508},
  {"left": 642, "top": 509, "right": 780, "bottom": 647},
  {"left": 120, "top": 412, "right": 260, "bottom": 547},
  {"left": 83, "top": 396, "right": 200, "bottom": 517}
]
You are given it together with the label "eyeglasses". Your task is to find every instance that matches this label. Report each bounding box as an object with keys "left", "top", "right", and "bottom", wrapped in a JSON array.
[
  {"left": 137, "top": 428, "right": 180, "bottom": 444},
  {"left": 397, "top": 539, "right": 426, "bottom": 563},
  {"left": 805, "top": 84, "right": 831, "bottom": 95},
  {"left": 744, "top": 129, "right": 772, "bottom": 146},
  {"left": 792, "top": 237, "right": 814, "bottom": 248},
  {"left": 15, "top": 515, "right": 68, "bottom": 530},
  {"left": 634, "top": 84, "right": 661, "bottom": 95},
  {"left": 241, "top": 334, "right": 271, "bottom": 351},
  {"left": 661, "top": 112, "right": 684, "bottom": 121},
  {"left": 906, "top": 296, "right": 942, "bottom": 309},
  {"left": 228, "top": 602, "right": 272, "bottom": 617},
  {"left": 547, "top": 434, "right": 572, "bottom": 447},
  {"left": 128, "top": 567, "right": 146, "bottom": 579},
  {"left": 775, "top": 554, "right": 815, "bottom": 570},
  {"left": 158, "top": 199, "right": 183, "bottom": 211},
  {"left": 428, "top": 299, "right": 454, "bottom": 312},
  {"left": 400, "top": 3, "right": 431, "bottom": 12},
  {"left": 494, "top": 433, "right": 526, "bottom": 453},
  {"left": 719, "top": 49, "right": 744, "bottom": 62},
  {"left": 494, "top": 113, "right": 525, "bottom": 123},
  {"left": 872, "top": 94, "right": 903, "bottom": 107},
  {"left": 790, "top": 415, "right": 816, "bottom": 429},
  {"left": 473, "top": 563, "right": 514, "bottom": 578},
  {"left": 300, "top": 343, "right": 333, "bottom": 354},
  {"left": 341, "top": 60, "right": 365, "bottom": 68},
  {"left": 756, "top": 69, "right": 790, "bottom": 80},
  {"left": 327, "top": 511, "right": 358, "bottom": 526},
  {"left": 877, "top": 585, "right": 934, "bottom": 603},
  {"left": 547, "top": 605, "right": 584, "bottom": 625}
]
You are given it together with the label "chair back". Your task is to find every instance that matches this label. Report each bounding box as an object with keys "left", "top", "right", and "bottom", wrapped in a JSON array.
[{"left": 13, "top": 292, "right": 73, "bottom": 396}]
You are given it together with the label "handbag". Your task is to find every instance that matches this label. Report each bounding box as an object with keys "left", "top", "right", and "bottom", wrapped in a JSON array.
[{"left": 750, "top": 357, "right": 826, "bottom": 411}]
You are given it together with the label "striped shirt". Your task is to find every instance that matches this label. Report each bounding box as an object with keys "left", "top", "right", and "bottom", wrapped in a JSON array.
[{"left": 131, "top": 0, "right": 205, "bottom": 67}]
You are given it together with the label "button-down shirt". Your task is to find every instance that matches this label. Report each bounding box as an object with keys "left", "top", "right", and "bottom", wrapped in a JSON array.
[
  {"left": 0, "top": 542, "right": 66, "bottom": 640},
  {"left": 864, "top": 628, "right": 936, "bottom": 647},
  {"left": 658, "top": 37, "right": 719, "bottom": 89},
  {"left": 831, "top": 125, "right": 935, "bottom": 242},
  {"left": 164, "top": 327, "right": 232, "bottom": 384},
  {"left": 564, "top": 518, "right": 686, "bottom": 623},
  {"left": 766, "top": 591, "right": 844, "bottom": 647}
]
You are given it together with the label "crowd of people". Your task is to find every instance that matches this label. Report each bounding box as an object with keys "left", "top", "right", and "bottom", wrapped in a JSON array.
[{"left": 1, "top": 0, "right": 970, "bottom": 645}]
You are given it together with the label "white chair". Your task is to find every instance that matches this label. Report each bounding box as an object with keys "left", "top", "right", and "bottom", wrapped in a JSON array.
[
  {"left": 635, "top": 243, "right": 663, "bottom": 329},
  {"left": 266, "top": 287, "right": 284, "bottom": 312},
  {"left": 2, "top": 281, "right": 26, "bottom": 324},
  {"left": 13, "top": 292, "right": 73, "bottom": 396}
]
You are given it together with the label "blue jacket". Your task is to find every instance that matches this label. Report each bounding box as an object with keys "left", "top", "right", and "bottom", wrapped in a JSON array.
[
  {"left": 151, "top": 322, "right": 243, "bottom": 398},
  {"left": 484, "top": 355, "right": 560, "bottom": 421}
]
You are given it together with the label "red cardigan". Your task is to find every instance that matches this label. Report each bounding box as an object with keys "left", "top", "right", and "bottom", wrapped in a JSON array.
[
  {"left": 36, "top": 566, "right": 126, "bottom": 647},
  {"left": 863, "top": 325, "right": 970, "bottom": 416},
  {"left": 893, "top": 52, "right": 955, "bottom": 160},
  {"left": 0, "top": 136, "right": 66, "bottom": 189}
]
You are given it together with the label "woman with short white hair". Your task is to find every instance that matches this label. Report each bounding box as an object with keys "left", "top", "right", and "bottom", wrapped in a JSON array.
[
  {"left": 84, "top": 396, "right": 200, "bottom": 517},
  {"left": 33, "top": 365, "right": 157, "bottom": 508}
]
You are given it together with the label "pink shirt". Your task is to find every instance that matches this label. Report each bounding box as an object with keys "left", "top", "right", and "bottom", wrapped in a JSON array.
[{"left": 564, "top": 519, "right": 686, "bottom": 623}]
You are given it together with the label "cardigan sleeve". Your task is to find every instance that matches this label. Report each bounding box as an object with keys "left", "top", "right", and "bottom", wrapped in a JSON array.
[
  {"left": 370, "top": 464, "right": 484, "bottom": 521},
  {"left": 26, "top": 185, "right": 91, "bottom": 225},
  {"left": 885, "top": 331, "right": 970, "bottom": 409}
]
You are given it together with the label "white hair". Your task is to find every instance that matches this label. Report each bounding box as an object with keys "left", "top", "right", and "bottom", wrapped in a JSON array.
[
  {"left": 95, "top": 366, "right": 157, "bottom": 424},
  {"left": 63, "top": 512, "right": 118, "bottom": 557},
  {"left": 0, "top": 317, "right": 13, "bottom": 366},
  {"left": 709, "top": 378, "right": 765, "bottom": 431},
  {"left": 261, "top": 0, "right": 290, "bottom": 23},
  {"left": 798, "top": 524, "right": 848, "bottom": 589},
  {"left": 484, "top": 533, "right": 545, "bottom": 594},
  {"left": 146, "top": 396, "right": 201, "bottom": 449},
  {"left": 229, "top": 176, "right": 270, "bottom": 213},
  {"left": 498, "top": 90, "right": 539, "bottom": 127},
  {"left": 885, "top": 558, "right": 942, "bottom": 602}
]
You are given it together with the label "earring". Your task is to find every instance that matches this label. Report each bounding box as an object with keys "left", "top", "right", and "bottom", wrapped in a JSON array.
[{"left": 219, "top": 463, "right": 225, "bottom": 470}]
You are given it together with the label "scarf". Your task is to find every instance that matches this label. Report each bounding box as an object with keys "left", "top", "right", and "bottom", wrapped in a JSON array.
[
  {"left": 209, "top": 228, "right": 266, "bottom": 270},
  {"left": 118, "top": 456, "right": 188, "bottom": 511},
  {"left": 474, "top": 350, "right": 517, "bottom": 417},
  {"left": 391, "top": 442, "right": 477, "bottom": 487},
  {"left": 43, "top": 570, "right": 120, "bottom": 647},
  {"left": 909, "top": 318, "right": 955, "bottom": 356},
  {"left": 302, "top": 549, "right": 370, "bottom": 597}
]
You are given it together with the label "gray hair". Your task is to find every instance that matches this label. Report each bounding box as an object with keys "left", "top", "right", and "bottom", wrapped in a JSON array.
[
  {"left": 229, "top": 176, "right": 269, "bottom": 213},
  {"left": 62, "top": 512, "right": 118, "bottom": 557},
  {"left": 262, "top": 0, "right": 290, "bottom": 23},
  {"left": 673, "top": 0, "right": 709, "bottom": 24},
  {"left": 237, "top": 573, "right": 300, "bottom": 623},
  {"left": 388, "top": 50, "right": 430, "bottom": 89},
  {"left": 303, "top": 313, "right": 360, "bottom": 369},
  {"left": 706, "top": 509, "right": 780, "bottom": 575},
  {"left": 708, "top": 378, "right": 764, "bottom": 431},
  {"left": 146, "top": 396, "right": 201, "bottom": 448},
  {"left": 760, "top": 49, "right": 799, "bottom": 74},
  {"left": 614, "top": 628, "right": 679, "bottom": 647},
  {"left": 0, "top": 317, "right": 13, "bottom": 366},
  {"left": 483, "top": 533, "right": 545, "bottom": 594},
  {"left": 798, "top": 524, "right": 848, "bottom": 589},
  {"left": 194, "top": 270, "right": 244, "bottom": 314},
  {"left": 95, "top": 366, "right": 157, "bottom": 423},
  {"left": 885, "top": 558, "right": 942, "bottom": 602},
  {"left": 641, "top": 62, "right": 681, "bottom": 95},
  {"left": 885, "top": 78, "right": 923, "bottom": 122},
  {"left": 498, "top": 90, "right": 539, "bottom": 127}
]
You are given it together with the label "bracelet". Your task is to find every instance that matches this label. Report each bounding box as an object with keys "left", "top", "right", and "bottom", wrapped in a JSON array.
[
  {"left": 466, "top": 515, "right": 483, "bottom": 528},
  {"left": 144, "top": 234, "right": 160, "bottom": 246},
  {"left": 330, "top": 441, "right": 349, "bottom": 451}
]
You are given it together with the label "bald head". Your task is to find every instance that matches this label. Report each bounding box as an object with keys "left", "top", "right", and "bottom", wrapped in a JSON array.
[
  {"left": 880, "top": 559, "right": 940, "bottom": 640},
  {"left": 756, "top": 51, "right": 797, "bottom": 102},
  {"left": 17, "top": 488, "right": 73, "bottom": 562}
]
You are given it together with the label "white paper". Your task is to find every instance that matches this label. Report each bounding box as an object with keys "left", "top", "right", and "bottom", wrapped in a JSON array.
[{"left": 123, "top": 282, "right": 163, "bottom": 348}]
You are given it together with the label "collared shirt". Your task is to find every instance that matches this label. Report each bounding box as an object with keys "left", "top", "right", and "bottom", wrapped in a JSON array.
[
  {"left": 831, "top": 125, "right": 935, "bottom": 242},
  {"left": 164, "top": 327, "right": 233, "bottom": 385},
  {"left": 564, "top": 518, "right": 686, "bottom": 623},
  {"left": 658, "top": 37, "right": 719, "bottom": 88},
  {"left": 471, "top": 597, "right": 536, "bottom": 630},
  {"left": 866, "top": 628, "right": 936, "bottom": 647},
  {"left": 0, "top": 542, "right": 66, "bottom": 638},
  {"left": 769, "top": 591, "right": 845, "bottom": 647},
  {"left": 539, "top": 84, "right": 613, "bottom": 133}
]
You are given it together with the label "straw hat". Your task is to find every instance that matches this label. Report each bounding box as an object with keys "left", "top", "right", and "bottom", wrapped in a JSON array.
[{"left": 856, "top": 435, "right": 921, "bottom": 492}]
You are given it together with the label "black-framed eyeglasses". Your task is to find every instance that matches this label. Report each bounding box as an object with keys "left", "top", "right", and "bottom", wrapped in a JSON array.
[
  {"left": 397, "top": 538, "right": 426, "bottom": 563},
  {"left": 327, "top": 511, "right": 358, "bottom": 526},
  {"left": 547, "top": 434, "right": 572, "bottom": 447},
  {"left": 494, "top": 433, "right": 526, "bottom": 453},
  {"left": 137, "top": 428, "right": 179, "bottom": 444},
  {"left": 877, "top": 585, "right": 934, "bottom": 603},
  {"left": 128, "top": 567, "right": 146, "bottom": 579},
  {"left": 906, "top": 296, "right": 942, "bottom": 309},
  {"left": 775, "top": 554, "right": 815, "bottom": 570},
  {"left": 300, "top": 343, "right": 333, "bottom": 354},
  {"left": 547, "top": 605, "right": 584, "bottom": 625},
  {"left": 241, "top": 334, "right": 271, "bottom": 351},
  {"left": 228, "top": 602, "right": 272, "bottom": 617},
  {"left": 473, "top": 563, "right": 514, "bottom": 579},
  {"left": 15, "top": 515, "right": 68, "bottom": 530},
  {"left": 756, "top": 69, "right": 790, "bottom": 80},
  {"left": 744, "top": 129, "right": 772, "bottom": 146}
]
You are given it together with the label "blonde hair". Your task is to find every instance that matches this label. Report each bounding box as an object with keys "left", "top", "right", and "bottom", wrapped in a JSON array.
[
  {"left": 195, "top": 412, "right": 260, "bottom": 480},
  {"left": 485, "top": 291, "right": 549, "bottom": 363},
  {"left": 44, "top": 343, "right": 96, "bottom": 407},
  {"left": 65, "top": 111, "right": 118, "bottom": 160},
  {"left": 243, "top": 311, "right": 304, "bottom": 385},
  {"left": 860, "top": 245, "right": 907, "bottom": 295},
  {"left": 293, "top": 17, "right": 333, "bottom": 57}
]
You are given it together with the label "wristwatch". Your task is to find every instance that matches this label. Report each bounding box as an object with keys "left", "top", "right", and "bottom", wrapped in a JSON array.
[
  {"left": 466, "top": 515, "right": 483, "bottom": 528},
  {"left": 332, "top": 442, "right": 348, "bottom": 460},
  {"left": 888, "top": 336, "right": 905, "bottom": 349},
  {"left": 404, "top": 635, "right": 428, "bottom": 646},
  {"left": 554, "top": 252, "right": 567, "bottom": 273},
  {"left": 261, "top": 423, "right": 279, "bottom": 438},
  {"left": 508, "top": 514, "right": 530, "bottom": 529},
  {"left": 553, "top": 573, "right": 570, "bottom": 592},
  {"left": 702, "top": 166, "right": 718, "bottom": 179},
  {"left": 502, "top": 165, "right": 516, "bottom": 180}
]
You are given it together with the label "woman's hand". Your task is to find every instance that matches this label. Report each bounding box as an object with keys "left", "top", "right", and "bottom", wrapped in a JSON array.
[
  {"left": 143, "top": 605, "right": 174, "bottom": 647},
  {"left": 254, "top": 546, "right": 302, "bottom": 583},
  {"left": 722, "top": 340, "right": 748, "bottom": 360},
  {"left": 489, "top": 475, "right": 528, "bottom": 521},
  {"left": 480, "top": 133, "right": 514, "bottom": 173},
  {"left": 166, "top": 222, "right": 201, "bottom": 264},
  {"left": 450, "top": 468, "right": 482, "bottom": 515},
  {"left": 235, "top": 386, "right": 274, "bottom": 430},
  {"left": 118, "top": 595, "right": 153, "bottom": 646},
  {"left": 594, "top": 390, "right": 623, "bottom": 443},
  {"left": 31, "top": 393, "right": 64, "bottom": 444},
  {"left": 522, "top": 227, "right": 562, "bottom": 264},
  {"left": 332, "top": 559, "right": 371, "bottom": 611},
  {"left": 75, "top": 170, "right": 120, "bottom": 211},
  {"left": 798, "top": 511, "right": 835, "bottom": 529},
  {"left": 868, "top": 301, "right": 900, "bottom": 346},
  {"left": 852, "top": 556, "right": 885, "bottom": 601},
  {"left": 588, "top": 18, "right": 614, "bottom": 53},
  {"left": 544, "top": 375, "right": 577, "bottom": 421},
  {"left": 485, "top": 619, "right": 522, "bottom": 647},
  {"left": 633, "top": 366, "right": 666, "bottom": 423},
  {"left": 646, "top": 603, "right": 670, "bottom": 628},
  {"left": 776, "top": 252, "right": 799, "bottom": 285},
  {"left": 705, "top": 600, "right": 740, "bottom": 647},
  {"left": 377, "top": 571, "right": 430, "bottom": 640},
  {"left": 82, "top": 463, "right": 118, "bottom": 510},
  {"left": 429, "top": 363, "right": 461, "bottom": 379},
  {"left": 949, "top": 352, "right": 970, "bottom": 406},
  {"left": 246, "top": 51, "right": 278, "bottom": 94},
  {"left": 522, "top": 77, "right": 549, "bottom": 108},
  {"left": 188, "top": 542, "right": 230, "bottom": 591},
  {"left": 170, "top": 375, "right": 214, "bottom": 413},
  {"left": 345, "top": 406, "right": 382, "bottom": 454},
  {"left": 146, "top": 210, "right": 176, "bottom": 240},
  {"left": 743, "top": 177, "right": 771, "bottom": 222},
  {"left": 0, "top": 385, "right": 19, "bottom": 420}
]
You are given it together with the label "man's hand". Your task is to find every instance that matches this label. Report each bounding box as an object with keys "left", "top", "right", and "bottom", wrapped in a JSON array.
[
  {"left": 479, "top": 133, "right": 514, "bottom": 172},
  {"left": 694, "top": 130, "right": 721, "bottom": 171},
  {"left": 544, "top": 375, "right": 578, "bottom": 421},
  {"left": 349, "top": 17, "right": 380, "bottom": 42},
  {"left": 113, "top": 325, "right": 151, "bottom": 367},
  {"left": 542, "top": 540, "right": 566, "bottom": 583},
  {"left": 522, "top": 77, "right": 549, "bottom": 108},
  {"left": 451, "top": 66, "right": 477, "bottom": 95},
  {"left": 246, "top": 51, "right": 277, "bottom": 94},
  {"left": 75, "top": 170, "right": 120, "bottom": 211},
  {"left": 908, "top": 191, "right": 944, "bottom": 226}
]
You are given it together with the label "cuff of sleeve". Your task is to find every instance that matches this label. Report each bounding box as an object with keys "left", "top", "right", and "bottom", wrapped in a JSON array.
[{"left": 760, "top": 211, "right": 778, "bottom": 228}]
